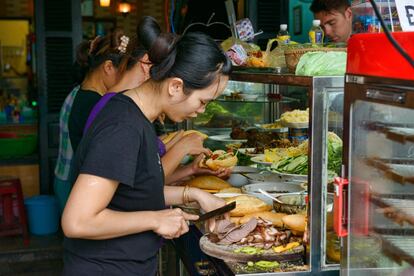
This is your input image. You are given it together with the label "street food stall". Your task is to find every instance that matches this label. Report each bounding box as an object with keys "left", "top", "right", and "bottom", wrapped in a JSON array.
[
  {"left": 171, "top": 69, "right": 344, "bottom": 275},
  {"left": 169, "top": 26, "right": 414, "bottom": 276}
]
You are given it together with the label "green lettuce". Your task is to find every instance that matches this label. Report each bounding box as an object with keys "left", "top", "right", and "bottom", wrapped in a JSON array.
[{"left": 295, "top": 51, "right": 347, "bottom": 76}]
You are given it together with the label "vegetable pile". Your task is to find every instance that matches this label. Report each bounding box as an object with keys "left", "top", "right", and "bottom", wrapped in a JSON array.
[{"left": 270, "top": 132, "right": 342, "bottom": 175}]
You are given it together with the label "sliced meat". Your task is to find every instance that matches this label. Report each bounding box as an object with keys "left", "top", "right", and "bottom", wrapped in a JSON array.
[
  {"left": 214, "top": 219, "right": 241, "bottom": 240},
  {"left": 218, "top": 218, "right": 258, "bottom": 245},
  {"left": 215, "top": 219, "right": 235, "bottom": 234},
  {"left": 207, "top": 233, "right": 220, "bottom": 243}
]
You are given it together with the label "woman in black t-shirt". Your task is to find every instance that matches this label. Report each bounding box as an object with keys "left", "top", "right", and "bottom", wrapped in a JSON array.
[
  {"left": 56, "top": 28, "right": 151, "bottom": 213},
  {"left": 62, "top": 16, "right": 232, "bottom": 275}
]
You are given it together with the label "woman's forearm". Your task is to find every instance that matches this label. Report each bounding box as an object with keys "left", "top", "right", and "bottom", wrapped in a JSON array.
[
  {"left": 62, "top": 174, "right": 160, "bottom": 240},
  {"left": 161, "top": 146, "right": 187, "bottom": 178},
  {"left": 62, "top": 209, "right": 158, "bottom": 240},
  {"left": 164, "top": 185, "right": 200, "bottom": 206}
]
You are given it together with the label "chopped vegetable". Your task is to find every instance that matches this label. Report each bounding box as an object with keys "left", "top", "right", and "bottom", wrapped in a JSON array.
[
  {"left": 270, "top": 132, "right": 342, "bottom": 175},
  {"left": 234, "top": 246, "right": 264, "bottom": 255},
  {"left": 255, "top": 260, "right": 280, "bottom": 269},
  {"left": 273, "top": 242, "right": 301, "bottom": 253},
  {"left": 271, "top": 155, "right": 308, "bottom": 175}
]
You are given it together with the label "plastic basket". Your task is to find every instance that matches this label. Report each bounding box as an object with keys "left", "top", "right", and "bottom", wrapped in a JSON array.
[{"left": 0, "top": 133, "right": 38, "bottom": 158}]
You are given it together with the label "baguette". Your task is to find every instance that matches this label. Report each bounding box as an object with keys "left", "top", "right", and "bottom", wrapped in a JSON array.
[
  {"left": 162, "top": 130, "right": 208, "bottom": 144},
  {"left": 282, "top": 214, "right": 306, "bottom": 232},
  {"left": 199, "top": 150, "right": 238, "bottom": 171},
  {"left": 185, "top": 175, "right": 231, "bottom": 190},
  {"left": 225, "top": 195, "right": 272, "bottom": 217},
  {"left": 218, "top": 187, "right": 242, "bottom": 194}
]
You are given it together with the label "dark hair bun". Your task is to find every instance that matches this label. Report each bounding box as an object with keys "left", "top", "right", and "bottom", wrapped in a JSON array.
[
  {"left": 135, "top": 16, "right": 232, "bottom": 92},
  {"left": 137, "top": 16, "right": 161, "bottom": 52}
]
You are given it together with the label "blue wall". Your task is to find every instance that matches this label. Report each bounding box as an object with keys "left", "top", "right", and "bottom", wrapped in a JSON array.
[{"left": 289, "top": 0, "right": 314, "bottom": 43}]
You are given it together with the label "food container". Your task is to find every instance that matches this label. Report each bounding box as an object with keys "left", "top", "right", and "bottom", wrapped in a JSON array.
[
  {"left": 0, "top": 133, "right": 38, "bottom": 158},
  {"left": 273, "top": 193, "right": 307, "bottom": 214},
  {"left": 288, "top": 127, "right": 308, "bottom": 144},
  {"left": 242, "top": 182, "right": 305, "bottom": 205},
  {"left": 243, "top": 172, "right": 305, "bottom": 184},
  {"left": 227, "top": 173, "right": 249, "bottom": 187},
  {"left": 255, "top": 121, "right": 289, "bottom": 140}
]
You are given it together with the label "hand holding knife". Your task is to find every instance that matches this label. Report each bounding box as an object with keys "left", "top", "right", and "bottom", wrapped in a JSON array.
[{"left": 196, "top": 201, "right": 236, "bottom": 222}]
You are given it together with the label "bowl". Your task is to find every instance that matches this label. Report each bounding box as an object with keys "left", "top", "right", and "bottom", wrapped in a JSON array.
[
  {"left": 240, "top": 94, "right": 259, "bottom": 101},
  {"left": 0, "top": 133, "right": 38, "bottom": 158},
  {"left": 242, "top": 181, "right": 305, "bottom": 205},
  {"left": 231, "top": 166, "right": 259, "bottom": 174},
  {"left": 227, "top": 173, "right": 249, "bottom": 187},
  {"left": 273, "top": 193, "right": 307, "bottom": 214}
]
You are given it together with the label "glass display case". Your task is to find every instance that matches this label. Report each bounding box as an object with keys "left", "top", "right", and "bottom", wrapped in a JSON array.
[
  {"left": 177, "top": 69, "right": 344, "bottom": 275},
  {"left": 339, "top": 74, "right": 414, "bottom": 275}
]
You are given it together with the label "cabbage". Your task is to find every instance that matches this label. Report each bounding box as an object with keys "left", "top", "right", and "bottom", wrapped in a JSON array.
[{"left": 295, "top": 51, "right": 347, "bottom": 76}]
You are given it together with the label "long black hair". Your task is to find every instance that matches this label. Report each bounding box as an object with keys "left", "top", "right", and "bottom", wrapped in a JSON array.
[{"left": 136, "top": 16, "right": 232, "bottom": 94}]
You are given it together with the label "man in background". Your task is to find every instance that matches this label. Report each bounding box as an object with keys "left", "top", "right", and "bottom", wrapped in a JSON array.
[{"left": 310, "top": 0, "right": 353, "bottom": 43}]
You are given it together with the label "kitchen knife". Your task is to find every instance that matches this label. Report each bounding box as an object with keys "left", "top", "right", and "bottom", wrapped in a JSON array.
[{"left": 196, "top": 201, "right": 236, "bottom": 222}]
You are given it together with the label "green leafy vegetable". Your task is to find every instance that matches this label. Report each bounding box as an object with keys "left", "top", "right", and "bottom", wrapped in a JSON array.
[
  {"left": 271, "top": 155, "right": 308, "bottom": 175},
  {"left": 194, "top": 101, "right": 230, "bottom": 124},
  {"left": 327, "top": 132, "right": 343, "bottom": 175},
  {"left": 270, "top": 132, "right": 342, "bottom": 175},
  {"left": 295, "top": 51, "right": 347, "bottom": 76}
]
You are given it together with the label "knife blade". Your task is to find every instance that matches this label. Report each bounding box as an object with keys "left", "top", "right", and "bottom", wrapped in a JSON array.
[{"left": 196, "top": 201, "right": 236, "bottom": 222}]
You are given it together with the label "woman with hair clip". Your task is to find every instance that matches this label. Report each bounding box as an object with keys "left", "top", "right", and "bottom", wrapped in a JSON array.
[
  {"left": 54, "top": 28, "right": 143, "bottom": 213},
  {"left": 61, "top": 16, "right": 232, "bottom": 275}
]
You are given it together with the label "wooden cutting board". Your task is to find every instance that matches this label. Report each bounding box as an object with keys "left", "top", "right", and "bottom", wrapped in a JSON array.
[{"left": 199, "top": 235, "right": 304, "bottom": 263}]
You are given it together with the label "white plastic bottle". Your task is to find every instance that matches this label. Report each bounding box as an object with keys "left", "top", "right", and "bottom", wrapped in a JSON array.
[
  {"left": 309, "top": 20, "right": 324, "bottom": 45},
  {"left": 277, "top": 24, "right": 290, "bottom": 45}
]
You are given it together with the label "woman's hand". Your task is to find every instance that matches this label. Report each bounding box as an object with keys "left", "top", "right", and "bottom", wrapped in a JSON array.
[
  {"left": 190, "top": 154, "right": 233, "bottom": 179},
  {"left": 173, "top": 133, "right": 211, "bottom": 156},
  {"left": 153, "top": 208, "right": 199, "bottom": 239},
  {"left": 189, "top": 188, "right": 228, "bottom": 232}
]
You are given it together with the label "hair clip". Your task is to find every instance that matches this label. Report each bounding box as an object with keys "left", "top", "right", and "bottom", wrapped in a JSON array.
[
  {"left": 89, "top": 36, "right": 101, "bottom": 55},
  {"left": 118, "top": 35, "right": 129, "bottom": 53}
]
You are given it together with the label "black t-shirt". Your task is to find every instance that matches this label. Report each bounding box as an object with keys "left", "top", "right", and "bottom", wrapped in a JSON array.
[
  {"left": 68, "top": 89, "right": 102, "bottom": 153},
  {"left": 64, "top": 93, "right": 165, "bottom": 275}
]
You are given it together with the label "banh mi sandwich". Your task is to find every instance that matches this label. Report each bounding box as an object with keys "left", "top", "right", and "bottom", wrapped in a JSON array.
[
  {"left": 199, "top": 150, "right": 238, "bottom": 171},
  {"left": 161, "top": 130, "right": 208, "bottom": 144}
]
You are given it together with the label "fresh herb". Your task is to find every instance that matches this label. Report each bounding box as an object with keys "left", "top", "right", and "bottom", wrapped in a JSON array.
[
  {"left": 255, "top": 260, "right": 280, "bottom": 269},
  {"left": 234, "top": 246, "right": 264, "bottom": 255}
]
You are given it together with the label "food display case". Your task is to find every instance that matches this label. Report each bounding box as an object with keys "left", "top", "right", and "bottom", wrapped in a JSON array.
[
  {"left": 336, "top": 32, "right": 414, "bottom": 276},
  {"left": 173, "top": 70, "right": 344, "bottom": 275},
  {"left": 340, "top": 75, "right": 414, "bottom": 276}
]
